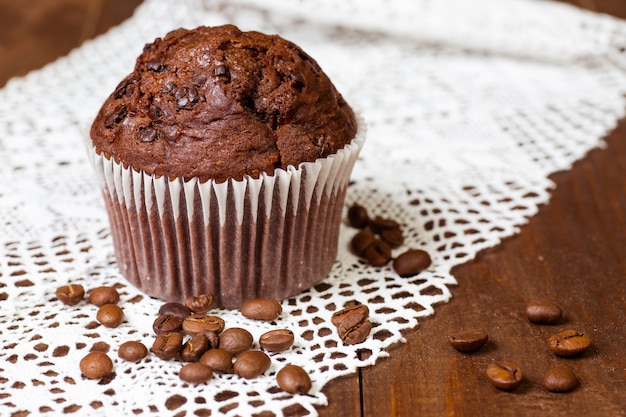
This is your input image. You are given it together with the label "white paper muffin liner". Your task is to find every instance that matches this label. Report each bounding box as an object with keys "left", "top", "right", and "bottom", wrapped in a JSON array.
[{"left": 88, "top": 115, "right": 365, "bottom": 308}]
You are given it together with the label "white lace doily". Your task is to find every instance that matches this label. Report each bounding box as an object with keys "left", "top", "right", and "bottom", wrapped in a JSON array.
[{"left": 2, "top": 0, "right": 626, "bottom": 415}]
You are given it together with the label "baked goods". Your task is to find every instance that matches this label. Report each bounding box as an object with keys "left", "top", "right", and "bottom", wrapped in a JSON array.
[{"left": 88, "top": 24, "right": 365, "bottom": 308}]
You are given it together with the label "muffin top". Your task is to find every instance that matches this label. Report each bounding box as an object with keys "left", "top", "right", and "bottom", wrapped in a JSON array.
[{"left": 90, "top": 24, "right": 357, "bottom": 183}]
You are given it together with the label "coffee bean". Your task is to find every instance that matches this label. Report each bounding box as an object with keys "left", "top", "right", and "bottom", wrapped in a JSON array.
[
  {"left": 56, "top": 284, "right": 85, "bottom": 306},
  {"left": 199, "top": 329, "right": 220, "bottom": 350},
  {"left": 233, "top": 350, "right": 271, "bottom": 379},
  {"left": 259, "top": 329, "right": 295, "bottom": 352},
  {"left": 347, "top": 204, "right": 369, "bottom": 228},
  {"left": 182, "top": 314, "right": 225, "bottom": 335},
  {"left": 486, "top": 361, "right": 523, "bottom": 391},
  {"left": 153, "top": 314, "right": 183, "bottom": 335},
  {"left": 179, "top": 363, "right": 213, "bottom": 384},
  {"left": 331, "top": 304, "right": 369, "bottom": 328},
  {"left": 368, "top": 216, "right": 401, "bottom": 234},
  {"left": 200, "top": 348, "right": 233, "bottom": 373},
  {"left": 333, "top": 305, "right": 372, "bottom": 345},
  {"left": 392, "top": 249, "right": 432, "bottom": 277},
  {"left": 80, "top": 351, "right": 113, "bottom": 379},
  {"left": 151, "top": 332, "right": 183, "bottom": 360},
  {"left": 184, "top": 294, "right": 215, "bottom": 313},
  {"left": 219, "top": 327, "right": 254, "bottom": 356},
  {"left": 241, "top": 298, "right": 282, "bottom": 321},
  {"left": 363, "top": 239, "right": 392, "bottom": 266},
  {"left": 158, "top": 302, "right": 191, "bottom": 320},
  {"left": 118, "top": 341, "right": 148, "bottom": 362},
  {"left": 276, "top": 364, "right": 312, "bottom": 394},
  {"left": 548, "top": 329, "right": 591, "bottom": 357},
  {"left": 448, "top": 330, "right": 489, "bottom": 353},
  {"left": 338, "top": 317, "right": 372, "bottom": 345},
  {"left": 96, "top": 304, "right": 124, "bottom": 328},
  {"left": 180, "top": 332, "right": 209, "bottom": 362},
  {"left": 350, "top": 230, "right": 377, "bottom": 256},
  {"left": 380, "top": 228, "right": 404, "bottom": 248},
  {"left": 89, "top": 286, "right": 120, "bottom": 307},
  {"left": 543, "top": 366, "right": 578, "bottom": 392},
  {"left": 525, "top": 299, "right": 562, "bottom": 324}
]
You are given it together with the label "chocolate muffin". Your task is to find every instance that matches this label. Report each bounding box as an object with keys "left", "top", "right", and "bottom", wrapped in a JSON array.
[{"left": 88, "top": 25, "right": 365, "bottom": 308}]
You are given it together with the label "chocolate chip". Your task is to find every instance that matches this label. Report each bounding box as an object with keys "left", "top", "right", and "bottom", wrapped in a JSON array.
[
  {"left": 162, "top": 81, "right": 176, "bottom": 93},
  {"left": 161, "top": 125, "right": 179, "bottom": 141},
  {"left": 214, "top": 64, "right": 229, "bottom": 77},
  {"left": 148, "top": 104, "right": 162, "bottom": 121},
  {"left": 146, "top": 57, "right": 165, "bottom": 72},
  {"left": 187, "top": 87, "right": 199, "bottom": 103},
  {"left": 104, "top": 104, "right": 127, "bottom": 128},
  {"left": 112, "top": 76, "right": 138, "bottom": 99},
  {"left": 139, "top": 127, "right": 158, "bottom": 143},
  {"left": 174, "top": 86, "right": 199, "bottom": 110}
]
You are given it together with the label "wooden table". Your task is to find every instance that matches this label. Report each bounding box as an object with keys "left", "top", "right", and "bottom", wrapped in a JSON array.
[{"left": 1, "top": 1, "right": 624, "bottom": 416}]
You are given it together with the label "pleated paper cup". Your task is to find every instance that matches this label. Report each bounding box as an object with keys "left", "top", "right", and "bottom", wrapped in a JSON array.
[{"left": 88, "top": 115, "right": 365, "bottom": 308}]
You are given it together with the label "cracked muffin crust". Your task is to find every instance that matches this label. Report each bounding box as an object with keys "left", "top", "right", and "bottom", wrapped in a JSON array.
[{"left": 90, "top": 24, "right": 357, "bottom": 183}]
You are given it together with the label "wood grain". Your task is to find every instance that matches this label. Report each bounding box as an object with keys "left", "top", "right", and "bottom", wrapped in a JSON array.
[
  {"left": 0, "top": 1, "right": 624, "bottom": 416},
  {"left": 0, "top": 0, "right": 142, "bottom": 87}
]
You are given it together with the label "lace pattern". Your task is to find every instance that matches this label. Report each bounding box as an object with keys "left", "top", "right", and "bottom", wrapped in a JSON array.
[{"left": 1, "top": 0, "right": 626, "bottom": 415}]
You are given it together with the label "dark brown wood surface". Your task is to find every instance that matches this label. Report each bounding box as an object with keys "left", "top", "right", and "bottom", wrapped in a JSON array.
[{"left": 1, "top": 1, "right": 624, "bottom": 416}]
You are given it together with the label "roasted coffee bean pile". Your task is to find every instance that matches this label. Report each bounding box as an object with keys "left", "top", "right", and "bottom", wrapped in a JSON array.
[
  {"left": 55, "top": 286, "right": 318, "bottom": 394},
  {"left": 347, "top": 204, "right": 432, "bottom": 276},
  {"left": 55, "top": 284, "right": 123, "bottom": 379},
  {"left": 146, "top": 296, "right": 304, "bottom": 385},
  {"left": 448, "top": 299, "right": 589, "bottom": 393}
]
